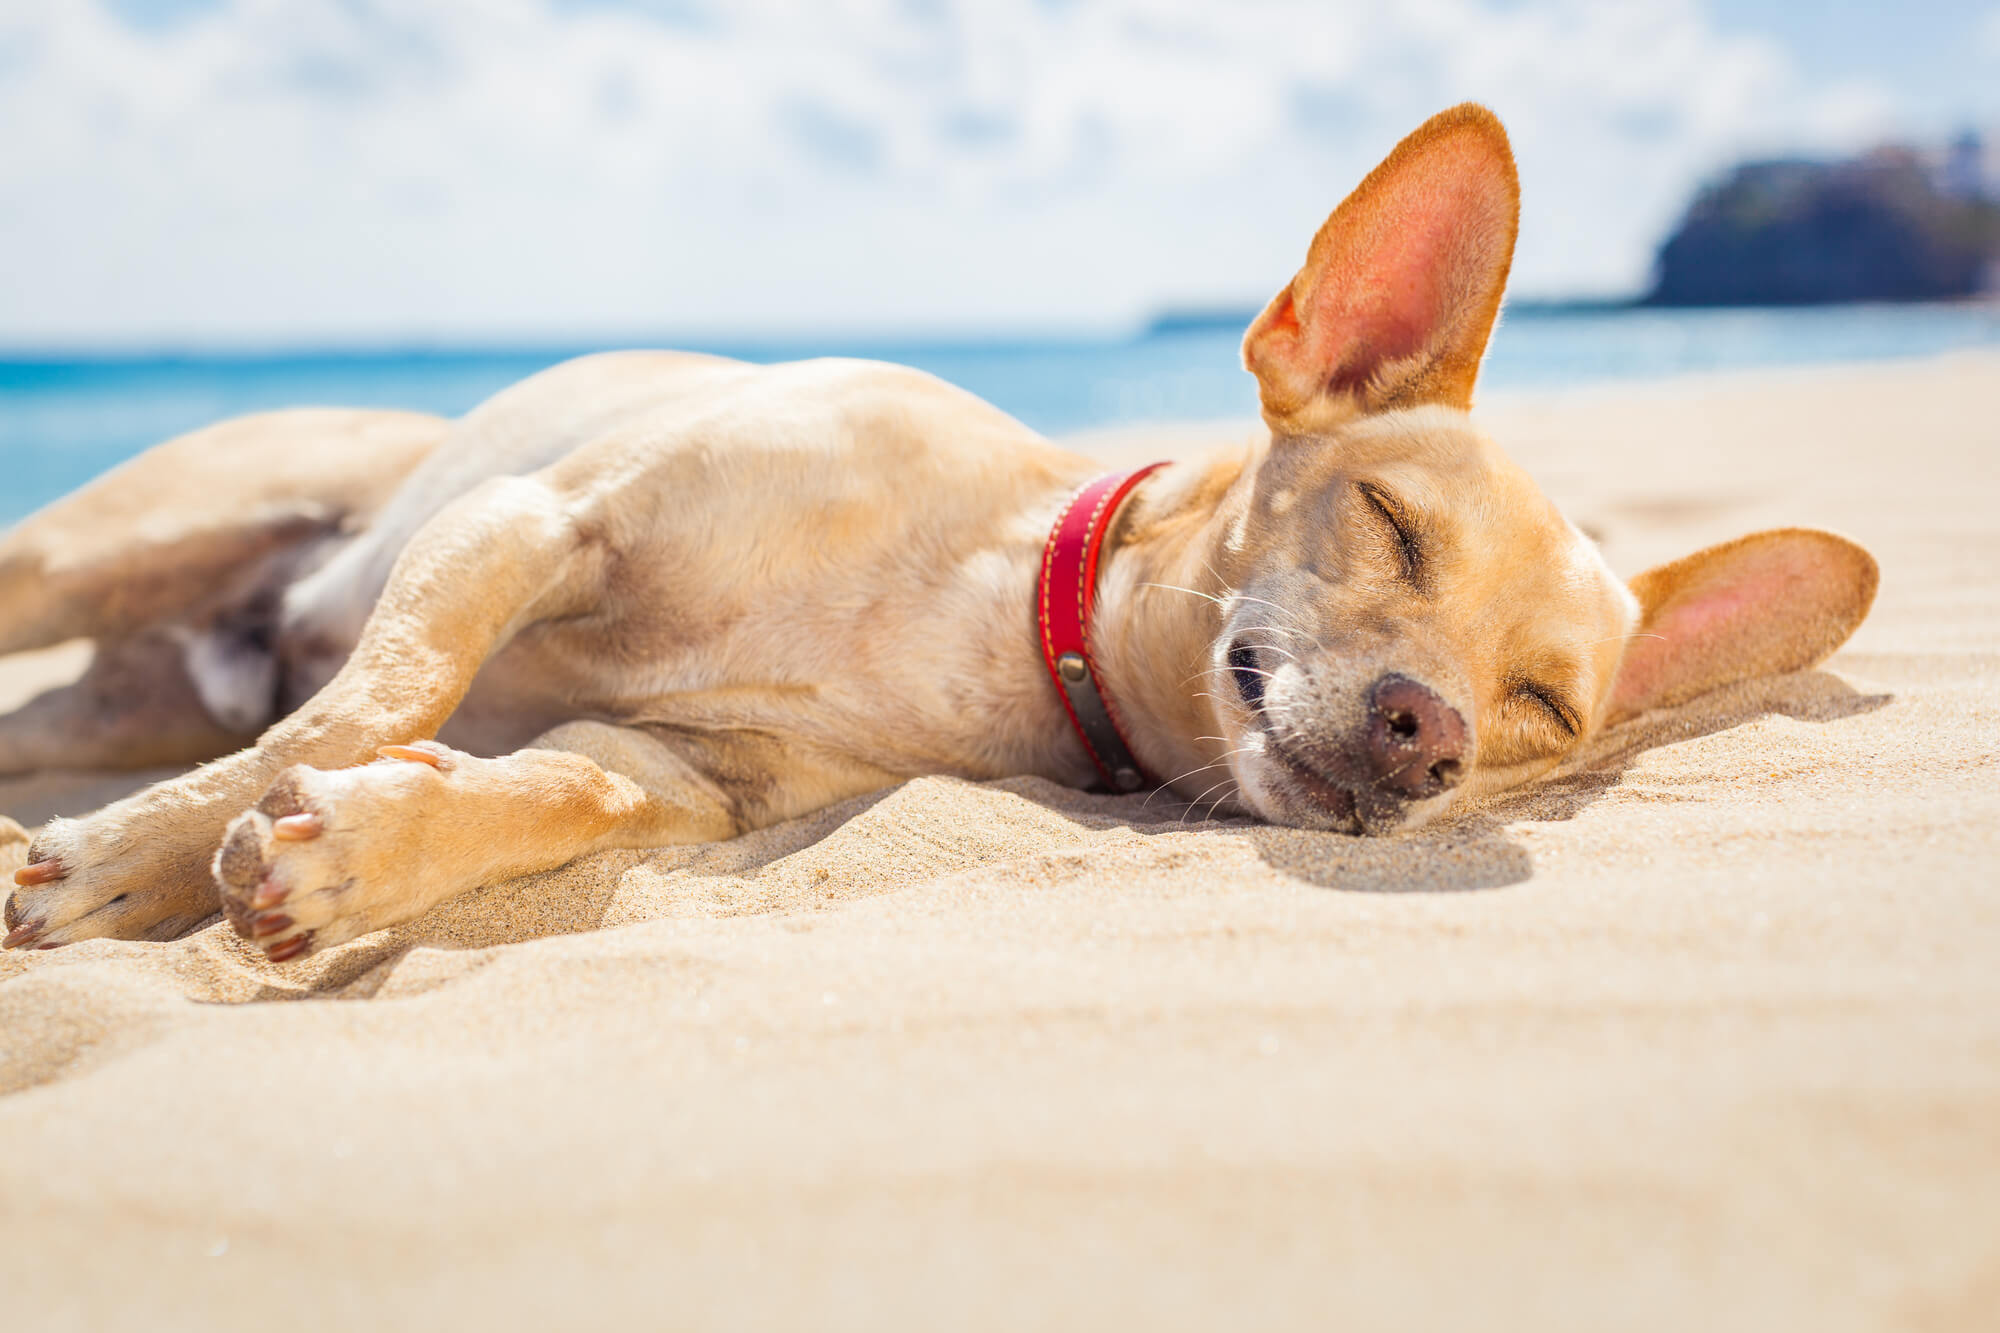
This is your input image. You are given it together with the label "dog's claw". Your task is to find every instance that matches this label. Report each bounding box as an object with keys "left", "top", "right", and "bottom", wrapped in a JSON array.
[
  {"left": 13, "top": 860, "right": 64, "bottom": 887},
  {"left": 272, "top": 813, "right": 323, "bottom": 842},
  {"left": 249, "top": 912, "right": 294, "bottom": 938},
  {"left": 377, "top": 744, "right": 444, "bottom": 768},
  {"left": 4, "top": 921, "right": 44, "bottom": 949},
  {"left": 265, "top": 933, "right": 313, "bottom": 963},
  {"left": 250, "top": 877, "right": 289, "bottom": 911}
]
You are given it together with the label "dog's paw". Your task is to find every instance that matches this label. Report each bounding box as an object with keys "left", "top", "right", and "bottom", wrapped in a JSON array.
[
  {"left": 5, "top": 809, "right": 222, "bottom": 950},
  {"left": 213, "top": 742, "right": 468, "bottom": 962}
]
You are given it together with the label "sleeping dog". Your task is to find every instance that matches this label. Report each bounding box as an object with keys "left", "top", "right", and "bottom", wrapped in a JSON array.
[{"left": 2, "top": 105, "right": 1877, "bottom": 961}]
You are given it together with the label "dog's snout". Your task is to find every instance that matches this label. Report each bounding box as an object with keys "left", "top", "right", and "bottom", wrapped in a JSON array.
[{"left": 1365, "top": 675, "right": 1468, "bottom": 799}]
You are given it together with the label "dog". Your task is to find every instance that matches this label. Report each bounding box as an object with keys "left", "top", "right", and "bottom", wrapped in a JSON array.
[{"left": 1, "top": 104, "right": 1878, "bottom": 962}]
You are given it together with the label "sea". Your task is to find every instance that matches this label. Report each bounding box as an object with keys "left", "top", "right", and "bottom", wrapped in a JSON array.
[{"left": 3, "top": 301, "right": 1997, "bottom": 526}]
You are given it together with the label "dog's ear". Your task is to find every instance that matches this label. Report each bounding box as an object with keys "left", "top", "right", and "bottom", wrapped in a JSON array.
[
  {"left": 1242, "top": 103, "right": 1519, "bottom": 433},
  {"left": 1606, "top": 529, "right": 1879, "bottom": 724}
]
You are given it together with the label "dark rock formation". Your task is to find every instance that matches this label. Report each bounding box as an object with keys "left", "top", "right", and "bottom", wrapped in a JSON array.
[{"left": 1645, "top": 147, "right": 2000, "bottom": 306}]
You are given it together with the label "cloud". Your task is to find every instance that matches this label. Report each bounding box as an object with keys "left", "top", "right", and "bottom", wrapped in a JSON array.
[{"left": 0, "top": 0, "right": 1910, "bottom": 343}]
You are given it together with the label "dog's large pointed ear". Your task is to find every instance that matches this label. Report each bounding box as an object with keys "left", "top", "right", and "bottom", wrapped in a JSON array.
[
  {"left": 1606, "top": 529, "right": 1879, "bottom": 724},
  {"left": 1243, "top": 103, "right": 1519, "bottom": 433}
]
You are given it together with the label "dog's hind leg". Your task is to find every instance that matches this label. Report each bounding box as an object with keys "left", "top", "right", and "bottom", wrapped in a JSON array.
[
  {"left": 0, "top": 410, "right": 444, "bottom": 777},
  {"left": 0, "top": 408, "right": 444, "bottom": 657},
  {"left": 5, "top": 475, "right": 622, "bottom": 948},
  {"left": 0, "top": 628, "right": 261, "bottom": 776}
]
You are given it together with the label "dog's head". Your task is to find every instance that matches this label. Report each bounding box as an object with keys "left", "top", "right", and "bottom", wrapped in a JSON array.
[{"left": 1163, "top": 105, "right": 1877, "bottom": 833}]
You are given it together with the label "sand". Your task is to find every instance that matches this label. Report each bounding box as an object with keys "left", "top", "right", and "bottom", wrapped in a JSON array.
[{"left": 2, "top": 351, "right": 1997, "bottom": 1330}]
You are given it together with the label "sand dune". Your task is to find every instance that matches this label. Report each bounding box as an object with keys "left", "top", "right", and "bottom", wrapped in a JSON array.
[{"left": 3, "top": 351, "right": 1997, "bottom": 1330}]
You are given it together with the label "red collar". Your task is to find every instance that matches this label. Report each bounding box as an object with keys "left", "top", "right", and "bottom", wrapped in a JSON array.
[{"left": 1037, "top": 463, "right": 1169, "bottom": 792}]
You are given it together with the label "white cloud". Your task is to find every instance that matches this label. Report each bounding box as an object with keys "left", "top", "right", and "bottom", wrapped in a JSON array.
[{"left": 0, "top": 0, "right": 1909, "bottom": 343}]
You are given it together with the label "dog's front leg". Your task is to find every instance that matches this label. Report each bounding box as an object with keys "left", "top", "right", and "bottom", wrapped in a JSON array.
[
  {"left": 204, "top": 724, "right": 737, "bottom": 959},
  {"left": 5, "top": 477, "right": 607, "bottom": 949},
  {"left": 205, "top": 721, "right": 892, "bottom": 960}
]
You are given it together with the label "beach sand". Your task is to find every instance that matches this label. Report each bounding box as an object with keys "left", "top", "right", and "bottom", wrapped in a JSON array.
[{"left": 2, "top": 352, "right": 1997, "bottom": 1330}]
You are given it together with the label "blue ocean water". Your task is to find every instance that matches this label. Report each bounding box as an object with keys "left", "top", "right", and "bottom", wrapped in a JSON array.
[{"left": 3, "top": 302, "right": 1997, "bottom": 526}]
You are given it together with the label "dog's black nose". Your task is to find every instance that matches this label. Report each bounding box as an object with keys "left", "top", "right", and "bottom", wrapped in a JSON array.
[{"left": 1365, "top": 675, "right": 1468, "bottom": 800}]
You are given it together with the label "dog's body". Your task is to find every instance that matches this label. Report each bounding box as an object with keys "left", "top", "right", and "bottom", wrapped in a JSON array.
[{"left": 3, "top": 106, "right": 1877, "bottom": 960}]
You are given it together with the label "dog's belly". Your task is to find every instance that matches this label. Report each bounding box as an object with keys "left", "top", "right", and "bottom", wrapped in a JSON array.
[
  {"left": 277, "top": 350, "right": 759, "bottom": 707},
  {"left": 424, "top": 597, "right": 1086, "bottom": 792}
]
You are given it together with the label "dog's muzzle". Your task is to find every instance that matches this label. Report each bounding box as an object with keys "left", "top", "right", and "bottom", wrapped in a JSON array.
[{"left": 1238, "top": 653, "right": 1470, "bottom": 831}]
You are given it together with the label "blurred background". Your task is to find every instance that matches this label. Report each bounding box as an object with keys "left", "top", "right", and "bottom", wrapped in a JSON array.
[{"left": 3, "top": 0, "right": 1998, "bottom": 522}]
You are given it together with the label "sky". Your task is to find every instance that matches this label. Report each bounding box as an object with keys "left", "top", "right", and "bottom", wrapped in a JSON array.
[{"left": 2, "top": 0, "right": 1997, "bottom": 346}]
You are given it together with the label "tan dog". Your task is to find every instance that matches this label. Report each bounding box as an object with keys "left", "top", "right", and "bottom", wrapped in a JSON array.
[{"left": 2, "top": 105, "right": 1876, "bottom": 962}]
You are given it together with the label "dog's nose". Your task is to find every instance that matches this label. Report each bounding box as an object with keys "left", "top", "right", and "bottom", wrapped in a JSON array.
[{"left": 1365, "top": 675, "right": 1468, "bottom": 800}]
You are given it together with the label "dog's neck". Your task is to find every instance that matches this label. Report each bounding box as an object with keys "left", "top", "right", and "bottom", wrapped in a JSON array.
[{"left": 1082, "top": 442, "right": 1258, "bottom": 802}]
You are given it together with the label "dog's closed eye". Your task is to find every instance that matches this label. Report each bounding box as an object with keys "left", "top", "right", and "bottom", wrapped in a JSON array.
[
  {"left": 1513, "top": 680, "right": 1579, "bottom": 737},
  {"left": 1358, "top": 483, "right": 1424, "bottom": 585}
]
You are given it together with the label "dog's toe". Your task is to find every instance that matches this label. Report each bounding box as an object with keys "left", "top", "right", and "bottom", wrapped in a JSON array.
[
  {"left": 248, "top": 910, "right": 293, "bottom": 938},
  {"left": 214, "top": 807, "right": 323, "bottom": 961},
  {"left": 3, "top": 797, "right": 242, "bottom": 950},
  {"left": 4, "top": 824, "right": 130, "bottom": 949},
  {"left": 215, "top": 813, "right": 271, "bottom": 894},
  {"left": 207, "top": 750, "right": 480, "bottom": 962},
  {"left": 11, "top": 859, "right": 65, "bottom": 887},
  {"left": 212, "top": 766, "right": 393, "bottom": 963},
  {"left": 264, "top": 932, "right": 316, "bottom": 963},
  {"left": 273, "top": 813, "right": 323, "bottom": 842}
]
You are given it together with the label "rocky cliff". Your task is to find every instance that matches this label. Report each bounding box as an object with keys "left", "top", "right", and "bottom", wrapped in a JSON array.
[{"left": 1646, "top": 148, "right": 1999, "bottom": 306}]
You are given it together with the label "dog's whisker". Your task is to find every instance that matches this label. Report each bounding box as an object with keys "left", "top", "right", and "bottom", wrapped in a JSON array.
[
  {"left": 1177, "top": 637, "right": 1302, "bottom": 689},
  {"left": 1145, "top": 757, "right": 1231, "bottom": 806},
  {"left": 1195, "top": 777, "right": 1242, "bottom": 823},
  {"left": 1139, "top": 581, "right": 1228, "bottom": 607},
  {"left": 1197, "top": 556, "right": 1236, "bottom": 598},
  {"left": 1181, "top": 663, "right": 1278, "bottom": 690},
  {"left": 1569, "top": 630, "right": 1669, "bottom": 650},
  {"left": 1147, "top": 745, "right": 1257, "bottom": 808},
  {"left": 1197, "top": 556, "right": 1307, "bottom": 629},
  {"left": 1228, "top": 620, "right": 1317, "bottom": 645},
  {"left": 1189, "top": 557, "right": 1319, "bottom": 642},
  {"left": 1224, "top": 592, "right": 1313, "bottom": 633},
  {"left": 1194, "top": 663, "right": 1277, "bottom": 680},
  {"left": 1180, "top": 774, "right": 1240, "bottom": 826}
]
